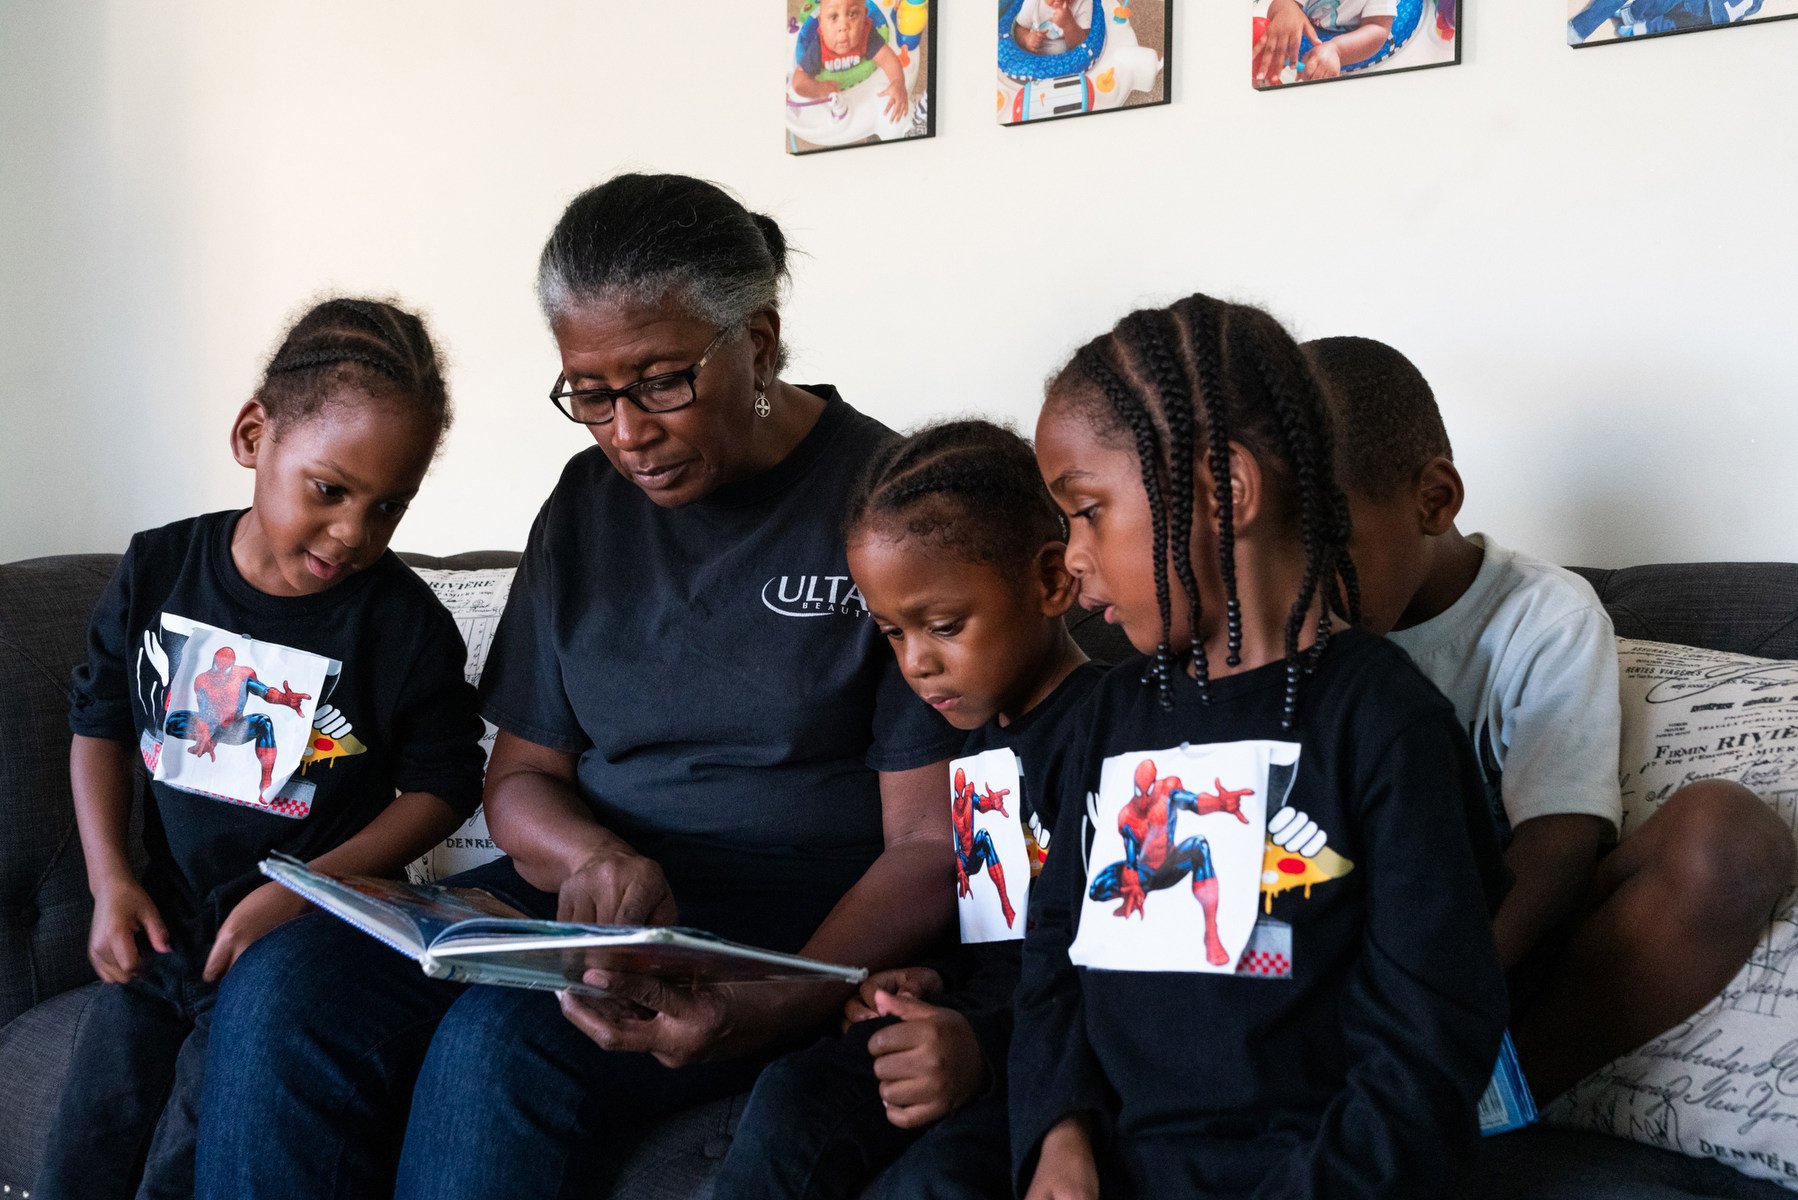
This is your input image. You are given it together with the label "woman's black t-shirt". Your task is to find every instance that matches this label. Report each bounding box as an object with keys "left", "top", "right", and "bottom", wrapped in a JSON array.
[{"left": 478, "top": 387, "right": 959, "bottom": 949}]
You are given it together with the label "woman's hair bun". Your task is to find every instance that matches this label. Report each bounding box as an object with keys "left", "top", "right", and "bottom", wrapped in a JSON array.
[{"left": 751, "top": 212, "right": 789, "bottom": 278}]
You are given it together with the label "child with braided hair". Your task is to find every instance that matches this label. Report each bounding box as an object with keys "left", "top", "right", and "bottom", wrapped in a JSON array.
[
  {"left": 1012, "top": 294, "right": 1507, "bottom": 1199},
  {"left": 714, "top": 419, "right": 1099, "bottom": 1200},
  {"left": 42, "top": 298, "right": 485, "bottom": 1200}
]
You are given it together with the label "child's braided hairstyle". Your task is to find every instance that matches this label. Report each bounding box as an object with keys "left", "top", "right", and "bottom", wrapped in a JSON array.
[
  {"left": 256, "top": 298, "right": 451, "bottom": 450},
  {"left": 1053, "top": 293, "right": 1359, "bottom": 729},
  {"left": 845, "top": 419, "right": 1064, "bottom": 571}
]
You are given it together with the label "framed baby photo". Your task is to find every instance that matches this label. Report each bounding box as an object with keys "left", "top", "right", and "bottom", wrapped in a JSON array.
[
  {"left": 1251, "top": 0, "right": 1460, "bottom": 90},
  {"left": 997, "top": 0, "right": 1171, "bottom": 126},
  {"left": 1569, "top": 0, "right": 1798, "bottom": 44},
  {"left": 785, "top": 0, "right": 936, "bottom": 155}
]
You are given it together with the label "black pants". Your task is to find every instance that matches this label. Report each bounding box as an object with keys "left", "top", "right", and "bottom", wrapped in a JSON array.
[
  {"left": 36, "top": 947, "right": 215, "bottom": 1200},
  {"left": 715, "top": 1016, "right": 1012, "bottom": 1200}
]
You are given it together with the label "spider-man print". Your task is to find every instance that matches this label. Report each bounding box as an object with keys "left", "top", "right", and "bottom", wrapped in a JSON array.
[
  {"left": 164, "top": 645, "right": 311, "bottom": 804},
  {"left": 1089, "top": 757, "right": 1253, "bottom": 965},
  {"left": 952, "top": 765, "right": 1017, "bottom": 928}
]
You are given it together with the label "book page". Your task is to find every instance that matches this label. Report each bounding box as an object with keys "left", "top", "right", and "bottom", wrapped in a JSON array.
[
  {"left": 261, "top": 855, "right": 525, "bottom": 958},
  {"left": 431, "top": 927, "right": 867, "bottom": 991}
]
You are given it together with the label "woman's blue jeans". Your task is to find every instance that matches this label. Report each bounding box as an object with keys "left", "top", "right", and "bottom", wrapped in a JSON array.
[{"left": 193, "top": 859, "right": 760, "bottom": 1200}]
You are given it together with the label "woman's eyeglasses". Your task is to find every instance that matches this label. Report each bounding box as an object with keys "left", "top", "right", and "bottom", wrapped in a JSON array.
[{"left": 549, "top": 327, "right": 730, "bottom": 426}]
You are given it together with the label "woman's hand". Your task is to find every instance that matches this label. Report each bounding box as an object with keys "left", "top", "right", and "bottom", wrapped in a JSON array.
[
  {"left": 558, "top": 971, "right": 781, "bottom": 1068},
  {"left": 204, "top": 879, "right": 309, "bottom": 982},
  {"left": 556, "top": 848, "right": 679, "bottom": 927},
  {"left": 88, "top": 874, "right": 170, "bottom": 984},
  {"left": 843, "top": 965, "right": 944, "bottom": 1027},
  {"left": 1026, "top": 1117, "right": 1101, "bottom": 1200}
]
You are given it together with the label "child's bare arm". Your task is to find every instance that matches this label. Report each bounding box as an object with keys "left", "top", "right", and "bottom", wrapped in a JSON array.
[
  {"left": 1013, "top": 21, "right": 1048, "bottom": 51},
  {"left": 73, "top": 732, "right": 170, "bottom": 983},
  {"left": 1493, "top": 814, "right": 1607, "bottom": 969},
  {"left": 791, "top": 65, "right": 840, "bottom": 99},
  {"left": 1301, "top": 15, "right": 1392, "bottom": 79},
  {"left": 203, "top": 790, "right": 465, "bottom": 981}
]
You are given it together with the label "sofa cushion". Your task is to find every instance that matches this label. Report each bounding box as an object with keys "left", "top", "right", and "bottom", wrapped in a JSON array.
[
  {"left": 1469, "top": 1128, "right": 1793, "bottom": 1199},
  {"left": 0, "top": 554, "right": 135, "bottom": 1029},
  {"left": 1547, "top": 638, "right": 1798, "bottom": 1191},
  {"left": 410, "top": 567, "right": 517, "bottom": 881},
  {"left": 0, "top": 982, "right": 106, "bottom": 1192},
  {"left": 1572, "top": 563, "right": 1798, "bottom": 660}
]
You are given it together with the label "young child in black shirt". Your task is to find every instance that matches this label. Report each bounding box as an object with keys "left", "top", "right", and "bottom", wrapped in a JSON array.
[
  {"left": 1013, "top": 296, "right": 1508, "bottom": 1199},
  {"left": 41, "top": 299, "right": 486, "bottom": 1200},
  {"left": 714, "top": 419, "right": 1096, "bottom": 1200}
]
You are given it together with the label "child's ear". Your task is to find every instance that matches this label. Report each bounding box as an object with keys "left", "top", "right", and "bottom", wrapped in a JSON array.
[
  {"left": 231, "top": 401, "right": 271, "bottom": 469},
  {"left": 1033, "top": 542, "right": 1082, "bottom": 618},
  {"left": 1212, "top": 441, "right": 1263, "bottom": 533},
  {"left": 1414, "top": 457, "right": 1465, "bottom": 536}
]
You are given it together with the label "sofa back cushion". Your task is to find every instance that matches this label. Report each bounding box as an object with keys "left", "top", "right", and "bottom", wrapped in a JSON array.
[
  {"left": 0, "top": 555, "right": 138, "bottom": 1028},
  {"left": 0, "top": 551, "right": 1790, "bottom": 1030}
]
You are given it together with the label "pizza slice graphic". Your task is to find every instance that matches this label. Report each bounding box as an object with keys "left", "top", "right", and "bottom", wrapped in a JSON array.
[{"left": 300, "top": 703, "right": 368, "bottom": 772}]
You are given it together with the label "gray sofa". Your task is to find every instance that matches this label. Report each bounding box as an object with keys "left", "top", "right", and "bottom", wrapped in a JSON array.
[{"left": 4, "top": 548, "right": 1796, "bottom": 1199}]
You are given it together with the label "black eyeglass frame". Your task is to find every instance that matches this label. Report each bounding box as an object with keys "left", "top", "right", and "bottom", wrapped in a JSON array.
[{"left": 548, "top": 327, "right": 732, "bottom": 426}]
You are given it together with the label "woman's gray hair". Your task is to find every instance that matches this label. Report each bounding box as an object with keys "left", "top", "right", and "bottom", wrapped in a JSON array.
[{"left": 537, "top": 175, "right": 791, "bottom": 340}]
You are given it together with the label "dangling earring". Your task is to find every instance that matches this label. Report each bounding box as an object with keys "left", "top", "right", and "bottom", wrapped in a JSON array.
[{"left": 753, "top": 389, "right": 771, "bottom": 418}]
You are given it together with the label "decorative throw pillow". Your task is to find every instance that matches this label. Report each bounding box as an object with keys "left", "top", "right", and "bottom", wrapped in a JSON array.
[
  {"left": 1546, "top": 638, "right": 1798, "bottom": 1191},
  {"left": 411, "top": 568, "right": 515, "bottom": 882}
]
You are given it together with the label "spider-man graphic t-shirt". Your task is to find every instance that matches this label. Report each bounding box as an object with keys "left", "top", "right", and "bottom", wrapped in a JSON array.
[
  {"left": 70, "top": 511, "right": 485, "bottom": 952},
  {"left": 1010, "top": 629, "right": 1508, "bottom": 1199}
]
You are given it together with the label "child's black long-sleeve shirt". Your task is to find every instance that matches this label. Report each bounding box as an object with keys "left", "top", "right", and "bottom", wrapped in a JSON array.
[
  {"left": 1010, "top": 629, "right": 1507, "bottom": 1198},
  {"left": 933, "top": 662, "right": 1103, "bottom": 1073},
  {"left": 68, "top": 511, "right": 486, "bottom": 954}
]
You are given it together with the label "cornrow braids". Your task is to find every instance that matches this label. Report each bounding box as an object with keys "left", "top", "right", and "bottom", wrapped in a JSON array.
[
  {"left": 1056, "top": 294, "right": 1359, "bottom": 730},
  {"left": 256, "top": 297, "right": 452, "bottom": 452},
  {"left": 844, "top": 418, "right": 1064, "bottom": 573}
]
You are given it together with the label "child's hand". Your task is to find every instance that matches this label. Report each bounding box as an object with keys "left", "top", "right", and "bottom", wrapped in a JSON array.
[
  {"left": 1303, "top": 40, "right": 1343, "bottom": 79},
  {"left": 1253, "top": 0, "right": 1315, "bottom": 87},
  {"left": 1044, "top": 0, "right": 1081, "bottom": 37},
  {"left": 203, "top": 879, "right": 308, "bottom": 983},
  {"left": 866, "top": 990, "right": 987, "bottom": 1128},
  {"left": 89, "top": 876, "right": 171, "bottom": 984},
  {"left": 1016, "top": 27, "right": 1048, "bottom": 51},
  {"left": 881, "top": 76, "right": 909, "bottom": 121},
  {"left": 1025, "top": 1117, "right": 1100, "bottom": 1200},
  {"left": 843, "top": 965, "right": 943, "bottom": 1026}
]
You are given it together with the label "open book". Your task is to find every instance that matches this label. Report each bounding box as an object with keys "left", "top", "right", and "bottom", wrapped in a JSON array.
[{"left": 260, "top": 854, "right": 868, "bottom": 998}]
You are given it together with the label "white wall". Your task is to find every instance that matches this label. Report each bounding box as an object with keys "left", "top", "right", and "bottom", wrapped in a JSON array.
[{"left": 4, "top": 1, "right": 1795, "bottom": 567}]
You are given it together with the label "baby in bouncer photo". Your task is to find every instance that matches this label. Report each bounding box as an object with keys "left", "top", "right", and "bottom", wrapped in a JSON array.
[
  {"left": 792, "top": 0, "right": 909, "bottom": 122},
  {"left": 1011, "top": 0, "right": 1094, "bottom": 54},
  {"left": 1251, "top": 0, "right": 1457, "bottom": 88}
]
